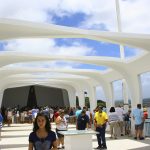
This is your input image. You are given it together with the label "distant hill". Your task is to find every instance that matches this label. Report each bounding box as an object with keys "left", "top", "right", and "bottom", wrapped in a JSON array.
[
  {"left": 143, "top": 98, "right": 150, "bottom": 107},
  {"left": 114, "top": 99, "right": 150, "bottom": 107}
]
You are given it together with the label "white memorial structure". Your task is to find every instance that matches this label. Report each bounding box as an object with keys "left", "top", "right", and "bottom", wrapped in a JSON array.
[{"left": 0, "top": 18, "right": 150, "bottom": 112}]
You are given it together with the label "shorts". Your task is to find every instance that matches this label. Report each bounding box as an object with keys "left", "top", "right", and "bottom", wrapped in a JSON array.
[
  {"left": 135, "top": 122, "right": 144, "bottom": 130},
  {"left": 56, "top": 128, "right": 66, "bottom": 138}
]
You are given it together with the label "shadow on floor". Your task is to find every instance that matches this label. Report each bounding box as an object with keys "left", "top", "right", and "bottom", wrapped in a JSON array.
[
  {"left": 1, "top": 129, "right": 31, "bottom": 132},
  {"left": 1, "top": 135, "right": 28, "bottom": 138},
  {"left": 0, "top": 144, "right": 28, "bottom": 149},
  {"left": 128, "top": 146, "right": 150, "bottom": 150}
]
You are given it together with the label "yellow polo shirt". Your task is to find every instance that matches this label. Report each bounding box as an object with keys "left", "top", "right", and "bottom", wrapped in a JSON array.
[{"left": 94, "top": 111, "right": 108, "bottom": 125}]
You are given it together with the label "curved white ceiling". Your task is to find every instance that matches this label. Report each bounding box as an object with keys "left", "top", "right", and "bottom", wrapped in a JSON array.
[{"left": 0, "top": 19, "right": 150, "bottom": 92}]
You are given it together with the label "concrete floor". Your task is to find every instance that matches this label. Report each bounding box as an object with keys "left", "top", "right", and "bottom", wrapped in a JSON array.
[{"left": 0, "top": 123, "right": 150, "bottom": 150}]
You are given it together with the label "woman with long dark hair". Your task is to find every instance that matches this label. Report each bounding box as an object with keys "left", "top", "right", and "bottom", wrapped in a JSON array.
[{"left": 28, "top": 113, "right": 57, "bottom": 150}]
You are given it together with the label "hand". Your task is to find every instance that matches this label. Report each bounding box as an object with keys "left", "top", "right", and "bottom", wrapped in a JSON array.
[{"left": 96, "top": 124, "right": 102, "bottom": 128}]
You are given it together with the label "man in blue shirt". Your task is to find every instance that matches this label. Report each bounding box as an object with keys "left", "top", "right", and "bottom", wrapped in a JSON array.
[
  {"left": 132, "top": 104, "right": 144, "bottom": 140},
  {"left": 77, "top": 110, "right": 89, "bottom": 130}
]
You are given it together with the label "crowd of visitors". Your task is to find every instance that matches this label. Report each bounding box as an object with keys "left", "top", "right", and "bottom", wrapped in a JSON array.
[{"left": 0, "top": 103, "right": 149, "bottom": 149}]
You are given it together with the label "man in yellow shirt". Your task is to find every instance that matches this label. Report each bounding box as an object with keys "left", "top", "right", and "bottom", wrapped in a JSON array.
[{"left": 94, "top": 106, "right": 108, "bottom": 149}]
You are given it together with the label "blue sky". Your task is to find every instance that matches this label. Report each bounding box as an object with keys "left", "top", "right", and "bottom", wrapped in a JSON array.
[
  {"left": 0, "top": 0, "right": 150, "bottom": 100},
  {"left": 52, "top": 12, "right": 87, "bottom": 27}
]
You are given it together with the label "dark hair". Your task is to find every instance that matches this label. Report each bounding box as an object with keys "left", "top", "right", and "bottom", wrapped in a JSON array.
[
  {"left": 137, "top": 104, "right": 141, "bottom": 109},
  {"left": 109, "top": 107, "right": 115, "bottom": 112},
  {"left": 78, "top": 106, "right": 81, "bottom": 110},
  {"left": 81, "top": 110, "right": 86, "bottom": 114},
  {"left": 33, "top": 113, "right": 51, "bottom": 132},
  {"left": 59, "top": 109, "right": 65, "bottom": 115}
]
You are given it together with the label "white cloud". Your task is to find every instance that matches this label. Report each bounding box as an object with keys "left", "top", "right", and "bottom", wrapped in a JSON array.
[
  {"left": 120, "top": 0, "right": 150, "bottom": 33},
  {"left": 4, "top": 39, "right": 55, "bottom": 53},
  {"left": 4, "top": 39, "right": 94, "bottom": 56},
  {"left": 0, "top": 0, "right": 61, "bottom": 22},
  {"left": 0, "top": 0, "right": 149, "bottom": 33},
  {"left": 78, "top": 0, "right": 117, "bottom": 31},
  {"left": 3, "top": 38, "right": 94, "bottom": 68}
]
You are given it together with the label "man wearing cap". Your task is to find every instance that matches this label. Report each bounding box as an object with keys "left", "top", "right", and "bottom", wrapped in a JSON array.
[{"left": 94, "top": 106, "right": 108, "bottom": 149}]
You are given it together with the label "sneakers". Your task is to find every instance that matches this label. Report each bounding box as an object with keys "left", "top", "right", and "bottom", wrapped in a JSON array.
[
  {"left": 62, "top": 145, "right": 65, "bottom": 149},
  {"left": 95, "top": 146, "right": 102, "bottom": 149},
  {"left": 95, "top": 145, "right": 107, "bottom": 149},
  {"left": 101, "top": 146, "right": 107, "bottom": 149},
  {"left": 140, "top": 137, "right": 145, "bottom": 140},
  {"left": 134, "top": 137, "right": 145, "bottom": 140}
]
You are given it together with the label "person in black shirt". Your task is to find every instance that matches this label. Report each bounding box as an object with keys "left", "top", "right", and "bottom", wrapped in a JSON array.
[{"left": 76, "top": 110, "right": 89, "bottom": 130}]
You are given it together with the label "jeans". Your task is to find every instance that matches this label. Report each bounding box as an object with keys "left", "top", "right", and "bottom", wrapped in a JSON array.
[{"left": 96, "top": 124, "right": 107, "bottom": 147}]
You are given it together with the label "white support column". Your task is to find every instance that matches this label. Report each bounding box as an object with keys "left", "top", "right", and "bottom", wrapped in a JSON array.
[
  {"left": 125, "top": 74, "right": 142, "bottom": 135},
  {"left": 77, "top": 88, "right": 85, "bottom": 109},
  {"left": 126, "top": 75, "right": 141, "bottom": 109},
  {"left": 115, "top": 0, "right": 125, "bottom": 60},
  {"left": 67, "top": 88, "right": 76, "bottom": 107},
  {"left": 103, "top": 82, "right": 114, "bottom": 112},
  {"left": 88, "top": 86, "right": 97, "bottom": 112},
  {"left": 122, "top": 79, "right": 129, "bottom": 112}
]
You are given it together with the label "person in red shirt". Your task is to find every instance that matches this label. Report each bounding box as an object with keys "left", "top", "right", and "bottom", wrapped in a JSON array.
[{"left": 143, "top": 108, "right": 148, "bottom": 120}]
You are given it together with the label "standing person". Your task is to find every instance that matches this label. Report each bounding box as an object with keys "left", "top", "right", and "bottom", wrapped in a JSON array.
[
  {"left": 115, "top": 105, "right": 124, "bottom": 136},
  {"left": 16, "top": 110, "right": 20, "bottom": 123},
  {"left": 7, "top": 108, "right": 12, "bottom": 126},
  {"left": 124, "top": 110, "right": 131, "bottom": 135},
  {"left": 83, "top": 106, "right": 93, "bottom": 128},
  {"left": 28, "top": 113, "right": 57, "bottom": 150},
  {"left": 132, "top": 104, "right": 144, "bottom": 140},
  {"left": 108, "top": 107, "right": 120, "bottom": 139},
  {"left": 55, "top": 110, "right": 67, "bottom": 149},
  {"left": 94, "top": 106, "right": 108, "bottom": 149},
  {"left": 75, "top": 106, "right": 82, "bottom": 118},
  {"left": 143, "top": 108, "right": 148, "bottom": 120},
  {"left": 49, "top": 107, "right": 54, "bottom": 122},
  {"left": 76, "top": 110, "right": 89, "bottom": 130}
]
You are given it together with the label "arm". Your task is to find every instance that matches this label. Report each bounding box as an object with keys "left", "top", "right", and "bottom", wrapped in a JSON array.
[
  {"left": 28, "top": 142, "right": 33, "bottom": 150},
  {"left": 104, "top": 113, "right": 108, "bottom": 125},
  {"left": 94, "top": 118, "right": 97, "bottom": 130},
  {"left": 86, "top": 115, "right": 90, "bottom": 129},
  {"left": 90, "top": 112, "right": 93, "bottom": 124},
  {"left": 51, "top": 140, "right": 58, "bottom": 150}
]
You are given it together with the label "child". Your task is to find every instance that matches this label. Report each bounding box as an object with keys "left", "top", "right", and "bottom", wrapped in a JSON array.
[{"left": 28, "top": 113, "right": 57, "bottom": 150}]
